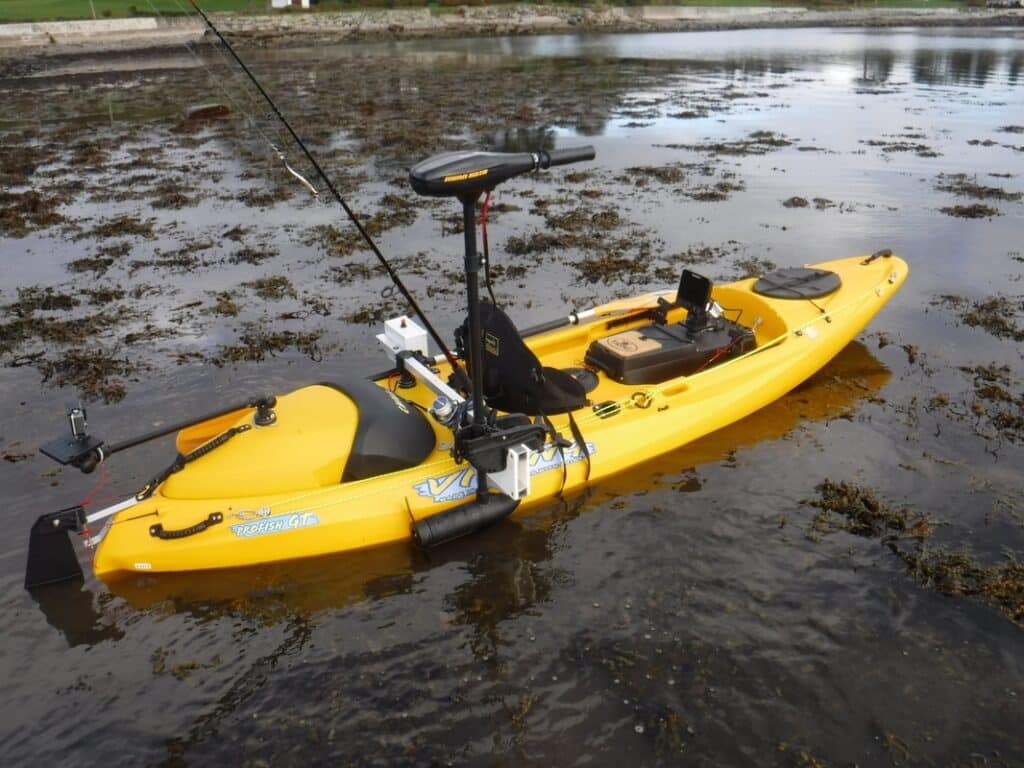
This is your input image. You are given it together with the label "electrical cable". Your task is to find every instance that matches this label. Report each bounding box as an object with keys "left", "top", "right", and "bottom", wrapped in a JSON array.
[{"left": 480, "top": 190, "right": 498, "bottom": 306}]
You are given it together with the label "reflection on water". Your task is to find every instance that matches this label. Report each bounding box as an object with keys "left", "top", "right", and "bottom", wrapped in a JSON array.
[
  {"left": 487, "top": 125, "right": 558, "bottom": 153},
  {"left": 28, "top": 580, "right": 124, "bottom": 648},
  {"left": 394, "top": 27, "right": 1024, "bottom": 88}
]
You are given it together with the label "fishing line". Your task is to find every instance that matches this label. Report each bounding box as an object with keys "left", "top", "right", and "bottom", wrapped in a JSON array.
[
  {"left": 185, "top": 0, "right": 464, "bottom": 374},
  {"left": 147, "top": 0, "right": 304, "bottom": 183}
]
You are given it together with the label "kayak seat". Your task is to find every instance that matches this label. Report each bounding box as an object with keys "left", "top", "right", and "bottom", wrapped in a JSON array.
[
  {"left": 162, "top": 382, "right": 435, "bottom": 500},
  {"left": 463, "top": 302, "right": 588, "bottom": 416},
  {"left": 323, "top": 378, "right": 437, "bottom": 482}
]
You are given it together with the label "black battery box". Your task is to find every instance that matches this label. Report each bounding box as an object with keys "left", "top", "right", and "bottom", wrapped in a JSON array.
[{"left": 585, "top": 318, "right": 756, "bottom": 385}]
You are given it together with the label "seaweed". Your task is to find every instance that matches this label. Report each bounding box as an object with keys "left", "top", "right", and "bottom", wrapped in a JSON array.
[
  {"left": 802, "top": 480, "right": 1024, "bottom": 626},
  {"left": 214, "top": 326, "right": 324, "bottom": 365},
  {"left": 619, "top": 165, "right": 684, "bottom": 185},
  {"left": 939, "top": 203, "right": 1000, "bottom": 219},
  {"left": 862, "top": 138, "right": 940, "bottom": 158},
  {"left": 208, "top": 291, "right": 240, "bottom": 317},
  {"left": 242, "top": 276, "right": 296, "bottom": 301},
  {"left": 802, "top": 479, "right": 920, "bottom": 538},
  {"left": 935, "top": 173, "right": 1022, "bottom": 202},
  {"left": 673, "top": 130, "right": 793, "bottom": 156},
  {"left": 573, "top": 252, "right": 649, "bottom": 284},
  {"left": 37, "top": 347, "right": 139, "bottom": 403},
  {"left": 934, "top": 295, "right": 1024, "bottom": 342},
  {"left": 0, "top": 190, "right": 66, "bottom": 237},
  {"left": 83, "top": 215, "right": 157, "bottom": 240},
  {"left": 228, "top": 247, "right": 277, "bottom": 266}
]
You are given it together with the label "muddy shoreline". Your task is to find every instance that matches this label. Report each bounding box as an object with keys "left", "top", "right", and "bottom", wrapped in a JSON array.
[{"left": 1, "top": 6, "right": 1022, "bottom": 58}]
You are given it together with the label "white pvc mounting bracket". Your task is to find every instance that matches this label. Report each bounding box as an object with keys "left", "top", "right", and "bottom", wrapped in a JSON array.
[{"left": 487, "top": 444, "right": 532, "bottom": 501}]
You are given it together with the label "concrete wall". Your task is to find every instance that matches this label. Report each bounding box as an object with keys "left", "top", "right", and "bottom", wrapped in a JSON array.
[{"left": 0, "top": 16, "right": 203, "bottom": 48}]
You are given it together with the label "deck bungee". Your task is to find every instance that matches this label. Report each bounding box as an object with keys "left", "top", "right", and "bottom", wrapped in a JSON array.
[{"left": 21, "top": 4, "right": 907, "bottom": 591}]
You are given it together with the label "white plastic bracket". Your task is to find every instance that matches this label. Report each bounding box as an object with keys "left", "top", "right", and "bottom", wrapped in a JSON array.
[{"left": 486, "top": 444, "right": 532, "bottom": 501}]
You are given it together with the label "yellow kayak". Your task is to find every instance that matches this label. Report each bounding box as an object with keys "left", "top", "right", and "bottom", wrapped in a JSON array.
[
  {"left": 85, "top": 252, "right": 907, "bottom": 580},
  {"left": 90, "top": 339, "right": 889, "bottom": 611}
]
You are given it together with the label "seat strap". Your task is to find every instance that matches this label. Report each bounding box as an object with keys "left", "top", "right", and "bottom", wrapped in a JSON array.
[{"left": 566, "top": 411, "right": 592, "bottom": 485}]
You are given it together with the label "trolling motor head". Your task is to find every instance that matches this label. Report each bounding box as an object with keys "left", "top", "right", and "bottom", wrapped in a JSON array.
[
  {"left": 40, "top": 406, "right": 105, "bottom": 474},
  {"left": 409, "top": 146, "right": 596, "bottom": 199}
]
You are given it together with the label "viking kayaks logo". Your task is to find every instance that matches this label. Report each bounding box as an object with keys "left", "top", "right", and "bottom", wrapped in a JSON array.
[{"left": 413, "top": 442, "right": 596, "bottom": 503}]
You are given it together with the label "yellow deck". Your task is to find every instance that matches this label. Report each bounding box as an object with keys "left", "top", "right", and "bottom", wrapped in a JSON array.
[{"left": 91, "top": 254, "right": 907, "bottom": 580}]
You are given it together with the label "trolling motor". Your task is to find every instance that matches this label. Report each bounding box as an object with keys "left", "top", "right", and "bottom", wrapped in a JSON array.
[
  {"left": 405, "top": 146, "right": 597, "bottom": 546},
  {"left": 26, "top": 394, "right": 278, "bottom": 589}
]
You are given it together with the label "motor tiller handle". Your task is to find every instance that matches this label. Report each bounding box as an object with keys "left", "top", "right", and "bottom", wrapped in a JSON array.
[{"left": 540, "top": 145, "right": 596, "bottom": 168}]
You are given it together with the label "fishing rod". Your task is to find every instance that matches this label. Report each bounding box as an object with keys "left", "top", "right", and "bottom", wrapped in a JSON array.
[{"left": 185, "top": 0, "right": 463, "bottom": 377}]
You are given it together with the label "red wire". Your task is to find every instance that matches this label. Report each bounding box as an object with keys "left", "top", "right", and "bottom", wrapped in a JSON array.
[
  {"left": 79, "top": 464, "right": 108, "bottom": 507},
  {"left": 481, "top": 190, "right": 492, "bottom": 253},
  {"left": 693, "top": 334, "right": 746, "bottom": 375}
]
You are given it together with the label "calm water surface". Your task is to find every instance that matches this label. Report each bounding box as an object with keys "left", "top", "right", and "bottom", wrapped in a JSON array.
[{"left": 1, "top": 27, "right": 1022, "bottom": 766}]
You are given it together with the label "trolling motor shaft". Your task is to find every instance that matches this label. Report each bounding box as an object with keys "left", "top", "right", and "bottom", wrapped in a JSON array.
[{"left": 405, "top": 145, "right": 596, "bottom": 543}]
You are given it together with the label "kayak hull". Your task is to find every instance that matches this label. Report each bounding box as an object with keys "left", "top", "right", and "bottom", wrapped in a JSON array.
[{"left": 91, "top": 254, "right": 907, "bottom": 579}]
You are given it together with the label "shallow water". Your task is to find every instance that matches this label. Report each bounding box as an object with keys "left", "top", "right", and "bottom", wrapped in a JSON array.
[{"left": 1, "top": 26, "right": 1022, "bottom": 766}]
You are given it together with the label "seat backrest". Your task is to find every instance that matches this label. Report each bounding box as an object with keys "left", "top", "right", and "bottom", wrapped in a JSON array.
[{"left": 468, "top": 302, "right": 586, "bottom": 416}]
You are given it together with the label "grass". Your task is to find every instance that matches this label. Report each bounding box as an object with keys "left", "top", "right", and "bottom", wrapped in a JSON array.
[
  {"left": 0, "top": 0, "right": 255, "bottom": 22},
  {"left": 0, "top": 0, "right": 972, "bottom": 23}
]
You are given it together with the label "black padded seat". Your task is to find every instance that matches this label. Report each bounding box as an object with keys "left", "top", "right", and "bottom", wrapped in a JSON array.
[
  {"left": 470, "top": 302, "right": 588, "bottom": 417},
  {"left": 322, "top": 379, "right": 436, "bottom": 482}
]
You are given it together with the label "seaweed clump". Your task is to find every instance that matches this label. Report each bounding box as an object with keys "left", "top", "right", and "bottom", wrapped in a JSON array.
[
  {"left": 672, "top": 130, "right": 793, "bottom": 156},
  {"left": 0, "top": 190, "right": 66, "bottom": 237},
  {"left": 242, "top": 276, "right": 295, "bottom": 301},
  {"left": 939, "top": 203, "right": 1000, "bottom": 219},
  {"left": 802, "top": 480, "right": 1024, "bottom": 626},
  {"left": 37, "top": 347, "right": 138, "bottom": 403},
  {"left": 904, "top": 552, "right": 1024, "bottom": 624},
  {"left": 960, "top": 363, "right": 1024, "bottom": 443},
  {"left": 83, "top": 215, "right": 157, "bottom": 240},
  {"left": 935, "top": 172, "right": 1022, "bottom": 202},
  {"left": 933, "top": 294, "right": 1024, "bottom": 342},
  {"left": 213, "top": 326, "right": 324, "bottom": 365},
  {"left": 802, "top": 480, "right": 919, "bottom": 539}
]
